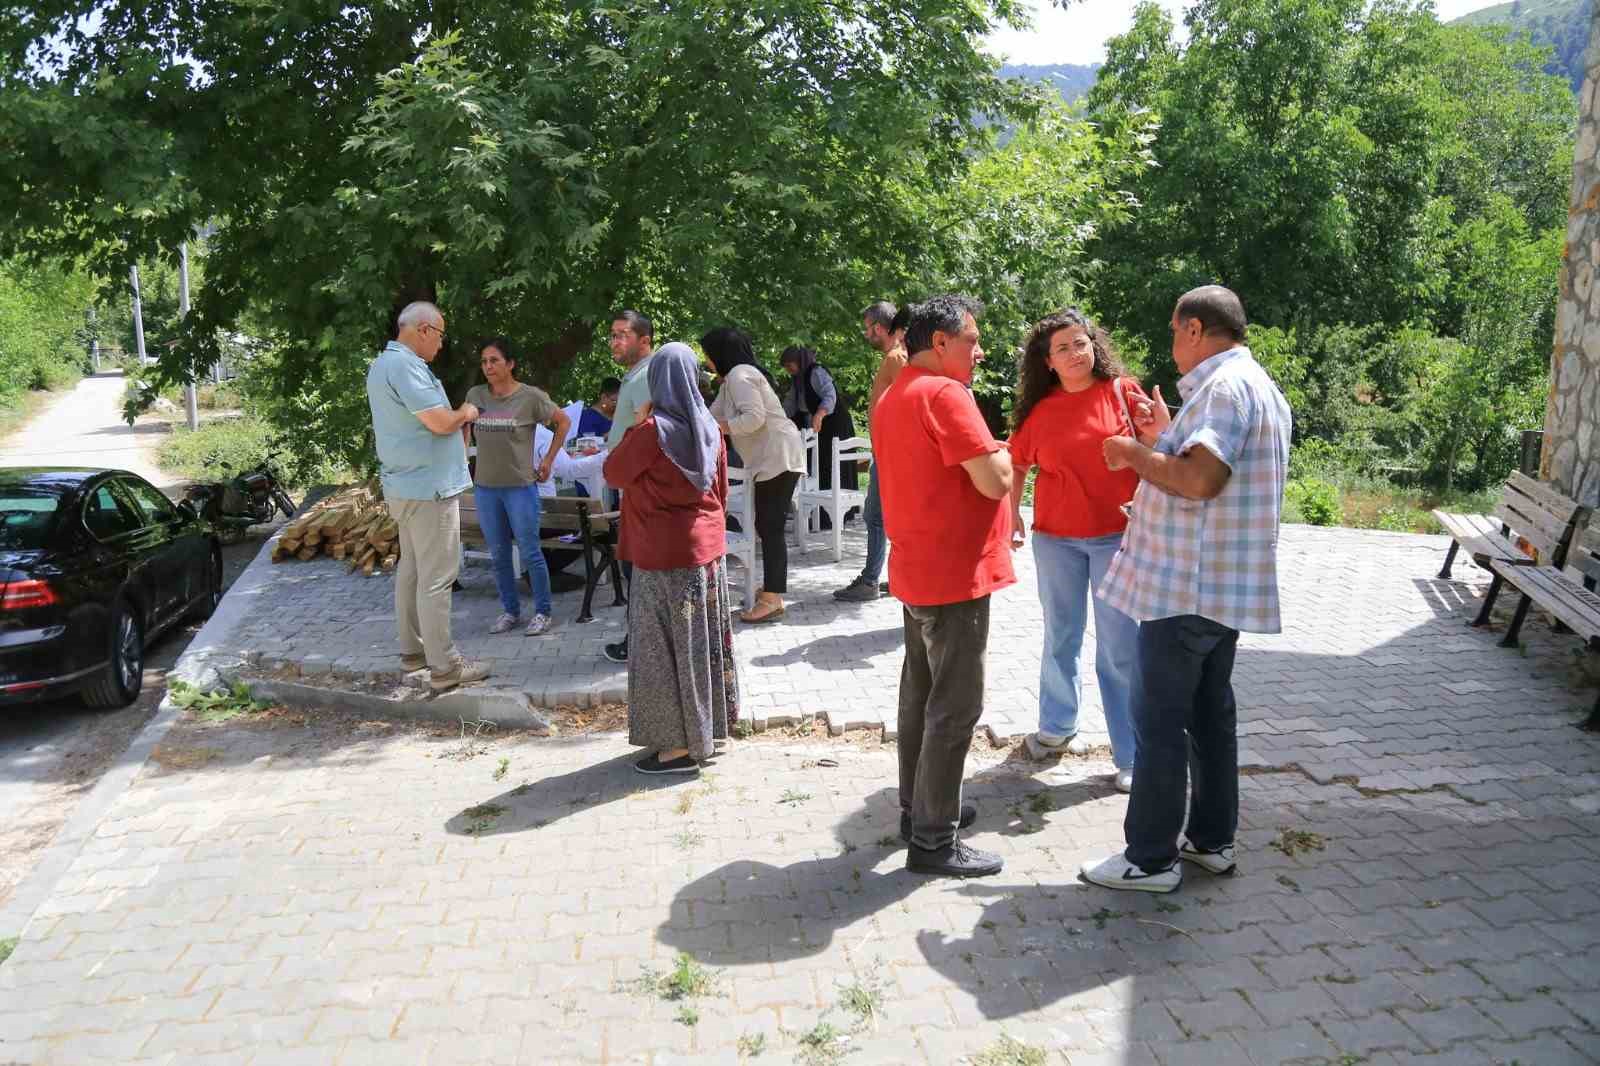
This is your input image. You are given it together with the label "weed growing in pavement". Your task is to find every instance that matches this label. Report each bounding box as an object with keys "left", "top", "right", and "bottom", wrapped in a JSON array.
[
  {"left": 1334, "top": 1055, "right": 1365, "bottom": 1066},
  {"left": 442, "top": 717, "right": 496, "bottom": 760},
  {"left": 169, "top": 679, "right": 269, "bottom": 722},
  {"left": 841, "top": 841, "right": 858, "bottom": 854},
  {"left": 1155, "top": 900, "right": 1183, "bottom": 914},
  {"left": 629, "top": 953, "right": 719, "bottom": 1002},
  {"left": 675, "top": 1004, "right": 699, "bottom": 1026},
  {"left": 1027, "top": 793, "right": 1054, "bottom": 814},
  {"left": 463, "top": 803, "right": 507, "bottom": 836},
  {"left": 675, "top": 791, "right": 697, "bottom": 815},
  {"left": 969, "top": 1034, "right": 1047, "bottom": 1066},
  {"left": 792, "top": 1018, "right": 849, "bottom": 1065},
  {"left": 0, "top": 937, "right": 15, "bottom": 966},
  {"left": 673, "top": 829, "right": 705, "bottom": 849},
  {"left": 837, "top": 965, "right": 885, "bottom": 1028},
  {"left": 1089, "top": 907, "right": 1126, "bottom": 930},
  {"left": 733, "top": 720, "right": 755, "bottom": 739},
  {"left": 1268, "top": 827, "right": 1326, "bottom": 856},
  {"left": 1275, "top": 873, "right": 1302, "bottom": 892},
  {"left": 1322, "top": 973, "right": 1358, "bottom": 984},
  {"left": 492, "top": 757, "right": 509, "bottom": 782},
  {"left": 875, "top": 835, "right": 898, "bottom": 847},
  {"left": 779, "top": 789, "right": 812, "bottom": 806},
  {"left": 737, "top": 1032, "right": 767, "bottom": 1057}
]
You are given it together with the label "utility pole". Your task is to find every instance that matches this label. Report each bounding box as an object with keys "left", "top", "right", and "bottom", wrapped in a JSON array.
[
  {"left": 179, "top": 242, "right": 198, "bottom": 431},
  {"left": 129, "top": 265, "right": 148, "bottom": 368},
  {"left": 86, "top": 306, "right": 99, "bottom": 374}
]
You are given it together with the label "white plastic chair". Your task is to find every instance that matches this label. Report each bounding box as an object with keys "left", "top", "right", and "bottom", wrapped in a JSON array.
[{"left": 796, "top": 436, "right": 871, "bottom": 562}]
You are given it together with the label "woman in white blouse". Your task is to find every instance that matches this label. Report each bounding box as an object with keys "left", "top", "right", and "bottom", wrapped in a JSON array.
[{"left": 701, "top": 326, "right": 806, "bottom": 624}]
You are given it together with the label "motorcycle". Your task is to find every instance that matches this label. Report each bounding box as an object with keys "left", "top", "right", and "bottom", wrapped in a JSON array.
[{"left": 184, "top": 465, "right": 298, "bottom": 544}]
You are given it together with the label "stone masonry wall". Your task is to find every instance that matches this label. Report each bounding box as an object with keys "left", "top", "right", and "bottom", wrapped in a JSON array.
[{"left": 1544, "top": 11, "right": 1600, "bottom": 507}]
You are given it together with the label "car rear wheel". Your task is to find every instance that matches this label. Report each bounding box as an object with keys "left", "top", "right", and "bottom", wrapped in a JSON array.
[{"left": 81, "top": 604, "right": 143, "bottom": 709}]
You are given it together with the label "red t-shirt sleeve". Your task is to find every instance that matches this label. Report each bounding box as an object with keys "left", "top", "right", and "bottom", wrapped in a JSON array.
[{"left": 926, "top": 381, "right": 1001, "bottom": 467}]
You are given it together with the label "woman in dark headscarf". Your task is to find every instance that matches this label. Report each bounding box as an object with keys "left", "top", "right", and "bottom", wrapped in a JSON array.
[
  {"left": 602, "top": 343, "right": 740, "bottom": 775},
  {"left": 780, "top": 345, "right": 858, "bottom": 508}
]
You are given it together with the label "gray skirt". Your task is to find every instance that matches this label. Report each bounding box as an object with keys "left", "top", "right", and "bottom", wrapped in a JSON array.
[{"left": 627, "top": 557, "right": 740, "bottom": 760}]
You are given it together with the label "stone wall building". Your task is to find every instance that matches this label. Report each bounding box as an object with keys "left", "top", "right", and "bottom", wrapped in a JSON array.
[{"left": 1544, "top": 12, "right": 1600, "bottom": 507}]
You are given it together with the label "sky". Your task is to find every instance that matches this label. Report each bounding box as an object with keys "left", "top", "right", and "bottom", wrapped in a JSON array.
[{"left": 986, "top": 0, "right": 1501, "bottom": 66}]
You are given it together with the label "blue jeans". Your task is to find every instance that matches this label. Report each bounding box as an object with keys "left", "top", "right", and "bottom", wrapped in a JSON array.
[
  {"left": 475, "top": 484, "right": 553, "bottom": 618},
  {"left": 1031, "top": 531, "right": 1139, "bottom": 769},
  {"left": 1124, "top": 614, "right": 1239, "bottom": 872},
  {"left": 859, "top": 461, "right": 887, "bottom": 583}
]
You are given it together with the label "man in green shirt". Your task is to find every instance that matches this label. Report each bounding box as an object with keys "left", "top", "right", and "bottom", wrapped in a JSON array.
[
  {"left": 602, "top": 309, "right": 654, "bottom": 664},
  {"left": 606, "top": 310, "right": 656, "bottom": 450}
]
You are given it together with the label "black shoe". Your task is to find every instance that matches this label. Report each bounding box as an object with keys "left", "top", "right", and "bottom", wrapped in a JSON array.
[
  {"left": 900, "top": 803, "right": 977, "bottom": 843},
  {"left": 833, "top": 576, "right": 880, "bottom": 603},
  {"left": 603, "top": 640, "right": 628, "bottom": 664},
  {"left": 878, "top": 581, "right": 892, "bottom": 597},
  {"left": 635, "top": 753, "right": 699, "bottom": 775},
  {"left": 907, "top": 839, "right": 1003, "bottom": 878}
]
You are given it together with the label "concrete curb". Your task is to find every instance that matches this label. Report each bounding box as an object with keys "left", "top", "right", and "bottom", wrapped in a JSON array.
[
  {"left": 234, "top": 675, "right": 555, "bottom": 733},
  {"left": 0, "top": 533, "right": 282, "bottom": 938}
]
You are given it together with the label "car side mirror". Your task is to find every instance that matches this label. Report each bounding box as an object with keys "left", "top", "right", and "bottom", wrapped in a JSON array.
[{"left": 176, "top": 499, "right": 199, "bottom": 522}]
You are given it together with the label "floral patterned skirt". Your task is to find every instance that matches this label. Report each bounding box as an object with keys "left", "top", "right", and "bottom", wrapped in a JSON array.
[{"left": 626, "top": 557, "right": 740, "bottom": 760}]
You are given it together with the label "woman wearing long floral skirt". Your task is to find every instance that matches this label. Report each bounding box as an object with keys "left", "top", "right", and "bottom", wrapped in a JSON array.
[{"left": 603, "top": 343, "right": 740, "bottom": 775}]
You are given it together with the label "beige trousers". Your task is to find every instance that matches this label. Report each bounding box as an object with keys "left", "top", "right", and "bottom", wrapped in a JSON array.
[{"left": 391, "top": 496, "right": 462, "bottom": 672}]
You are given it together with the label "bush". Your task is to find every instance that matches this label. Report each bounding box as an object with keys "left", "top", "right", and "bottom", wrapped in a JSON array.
[
  {"left": 157, "top": 414, "right": 353, "bottom": 489},
  {"left": 1284, "top": 477, "right": 1343, "bottom": 526}
]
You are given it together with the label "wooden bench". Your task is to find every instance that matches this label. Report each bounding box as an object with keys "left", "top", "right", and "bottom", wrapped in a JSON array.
[
  {"left": 460, "top": 492, "right": 626, "bottom": 624},
  {"left": 1490, "top": 514, "right": 1600, "bottom": 730},
  {"left": 1432, "top": 473, "right": 1588, "bottom": 625}
]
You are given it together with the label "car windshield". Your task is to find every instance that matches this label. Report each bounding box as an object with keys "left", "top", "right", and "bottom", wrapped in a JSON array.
[{"left": 0, "top": 487, "right": 63, "bottom": 550}]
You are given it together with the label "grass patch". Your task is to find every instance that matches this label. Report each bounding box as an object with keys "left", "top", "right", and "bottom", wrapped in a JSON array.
[
  {"left": 778, "top": 789, "right": 812, "bottom": 807},
  {"left": 737, "top": 1032, "right": 767, "bottom": 1057},
  {"left": 675, "top": 791, "right": 697, "bottom": 815},
  {"left": 168, "top": 679, "right": 269, "bottom": 722},
  {"left": 463, "top": 803, "right": 507, "bottom": 836},
  {"left": 675, "top": 1004, "right": 699, "bottom": 1026},
  {"left": 794, "top": 1019, "right": 849, "bottom": 1065},
  {"left": 837, "top": 967, "right": 885, "bottom": 1027},
  {"left": 1281, "top": 470, "right": 1497, "bottom": 535},
  {"left": 673, "top": 828, "right": 705, "bottom": 849},
  {"left": 1088, "top": 907, "right": 1125, "bottom": 930},
  {"left": 155, "top": 411, "right": 352, "bottom": 488},
  {"left": 0, "top": 936, "right": 16, "bottom": 966},
  {"left": 969, "top": 1034, "right": 1047, "bottom": 1066},
  {"left": 492, "top": 757, "right": 509, "bottom": 782},
  {"left": 0, "top": 385, "right": 70, "bottom": 441}
]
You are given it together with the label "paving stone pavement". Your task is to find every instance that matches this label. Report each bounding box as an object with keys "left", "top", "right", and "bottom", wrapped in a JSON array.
[{"left": 1, "top": 523, "right": 1599, "bottom": 1063}]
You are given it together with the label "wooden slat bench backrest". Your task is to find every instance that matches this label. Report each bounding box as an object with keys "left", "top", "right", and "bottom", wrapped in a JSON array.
[
  {"left": 1491, "top": 471, "right": 1589, "bottom": 567},
  {"left": 1573, "top": 515, "right": 1600, "bottom": 589}
]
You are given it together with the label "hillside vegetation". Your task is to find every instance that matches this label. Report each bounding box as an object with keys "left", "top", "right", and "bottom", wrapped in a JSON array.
[{"left": 1455, "top": 0, "right": 1595, "bottom": 91}]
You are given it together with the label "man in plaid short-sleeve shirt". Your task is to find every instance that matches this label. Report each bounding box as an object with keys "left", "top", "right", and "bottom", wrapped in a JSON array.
[{"left": 1081, "top": 285, "right": 1292, "bottom": 894}]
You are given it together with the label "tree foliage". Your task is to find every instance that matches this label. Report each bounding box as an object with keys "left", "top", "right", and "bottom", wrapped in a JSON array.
[
  {"left": 2, "top": 0, "right": 1138, "bottom": 467},
  {"left": 0, "top": 258, "right": 96, "bottom": 405},
  {"left": 1081, "top": 0, "right": 1576, "bottom": 491}
]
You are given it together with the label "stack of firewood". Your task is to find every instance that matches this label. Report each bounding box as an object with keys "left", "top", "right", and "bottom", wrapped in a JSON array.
[{"left": 271, "top": 486, "right": 399, "bottom": 575}]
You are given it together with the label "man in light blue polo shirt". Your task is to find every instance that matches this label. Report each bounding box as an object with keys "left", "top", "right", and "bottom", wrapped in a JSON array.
[{"left": 366, "top": 300, "right": 491, "bottom": 692}]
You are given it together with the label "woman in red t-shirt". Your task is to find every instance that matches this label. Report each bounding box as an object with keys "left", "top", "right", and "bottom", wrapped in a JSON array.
[{"left": 1008, "top": 309, "right": 1148, "bottom": 793}]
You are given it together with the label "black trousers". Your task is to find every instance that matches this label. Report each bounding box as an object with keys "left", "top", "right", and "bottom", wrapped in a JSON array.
[
  {"left": 899, "top": 596, "right": 990, "bottom": 850},
  {"left": 1124, "top": 614, "right": 1241, "bottom": 872},
  {"left": 753, "top": 471, "right": 800, "bottom": 594}
]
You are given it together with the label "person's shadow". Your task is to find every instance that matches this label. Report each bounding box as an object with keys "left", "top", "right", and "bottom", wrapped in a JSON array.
[
  {"left": 442, "top": 747, "right": 690, "bottom": 837},
  {"left": 749, "top": 627, "right": 904, "bottom": 671}
]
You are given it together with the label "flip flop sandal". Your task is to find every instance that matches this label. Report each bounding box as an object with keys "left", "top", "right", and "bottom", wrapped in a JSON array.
[{"left": 741, "top": 602, "right": 786, "bottom": 624}]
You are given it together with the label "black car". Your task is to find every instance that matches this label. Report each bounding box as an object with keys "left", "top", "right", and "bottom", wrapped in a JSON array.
[{"left": 0, "top": 468, "right": 221, "bottom": 708}]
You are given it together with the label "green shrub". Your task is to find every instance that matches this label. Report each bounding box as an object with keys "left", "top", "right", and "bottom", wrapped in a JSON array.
[
  {"left": 1284, "top": 477, "right": 1343, "bottom": 526},
  {"left": 157, "top": 416, "right": 277, "bottom": 481}
]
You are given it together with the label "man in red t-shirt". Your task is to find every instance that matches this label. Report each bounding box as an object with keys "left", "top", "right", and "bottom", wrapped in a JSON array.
[{"left": 873, "top": 294, "right": 1015, "bottom": 878}]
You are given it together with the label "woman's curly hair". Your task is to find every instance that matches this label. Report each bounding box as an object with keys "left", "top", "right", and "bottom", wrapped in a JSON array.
[{"left": 1011, "top": 308, "right": 1127, "bottom": 433}]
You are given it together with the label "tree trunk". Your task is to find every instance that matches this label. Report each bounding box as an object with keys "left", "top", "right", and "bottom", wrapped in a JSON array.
[{"left": 528, "top": 320, "right": 597, "bottom": 390}]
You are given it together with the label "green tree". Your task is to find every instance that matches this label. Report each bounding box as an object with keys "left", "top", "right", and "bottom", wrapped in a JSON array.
[
  {"left": 0, "top": 0, "right": 1091, "bottom": 468},
  {"left": 0, "top": 258, "right": 97, "bottom": 405}
]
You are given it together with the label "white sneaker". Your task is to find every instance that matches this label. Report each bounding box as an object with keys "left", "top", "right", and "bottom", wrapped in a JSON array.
[
  {"left": 489, "top": 613, "right": 520, "bottom": 634},
  {"left": 525, "top": 614, "right": 554, "bottom": 636},
  {"left": 1114, "top": 769, "right": 1134, "bottom": 793},
  {"left": 1024, "top": 732, "right": 1091, "bottom": 759},
  {"left": 1179, "top": 837, "right": 1237, "bottom": 876},
  {"left": 1079, "top": 852, "right": 1181, "bottom": 894}
]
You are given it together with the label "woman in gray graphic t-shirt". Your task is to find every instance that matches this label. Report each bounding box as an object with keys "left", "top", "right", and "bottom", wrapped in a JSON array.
[{"left": 463, "top": 337, "right": 571, "bottom": 635}]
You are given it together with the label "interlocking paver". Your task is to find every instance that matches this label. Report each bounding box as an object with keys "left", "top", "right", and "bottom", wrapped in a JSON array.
[{"left": 1, "top": 527, "right": 1597, "bottom": 1064}]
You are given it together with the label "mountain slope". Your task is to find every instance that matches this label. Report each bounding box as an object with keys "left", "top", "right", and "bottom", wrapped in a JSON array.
[
  {"left": 999, "top": 63, "right": 1101, "bottom": 104},
  {"left": 1454, "top": 0, "right": 1595, "bottom": 92}
]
